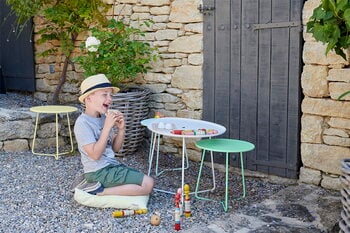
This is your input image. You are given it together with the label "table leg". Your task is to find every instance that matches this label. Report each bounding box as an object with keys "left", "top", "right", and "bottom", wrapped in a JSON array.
[
  {"left": 221, "top": 152, "right": 229, "bottom": 212},
  {"left": 66, "top": 113, "right": 74, "bottom": 154},
  {"left": 55, "top": 113, "right": 59, "bottom": 160},
  {"left": 148, "top": 132, "right": 158, "bottom": 176},
  {"left": 239, "top": 152, "right": 246, "bottom": 198},
  {"left": 31, "top": 113, "right": 40, "bottom": 154},
  {"left": 181, "top": 137, "right": 185, "bottom": 213}
]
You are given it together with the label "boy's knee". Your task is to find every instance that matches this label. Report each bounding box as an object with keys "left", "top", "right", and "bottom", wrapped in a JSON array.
[{"left": 143, "top": 176, "right": 154, "bottom": 193}]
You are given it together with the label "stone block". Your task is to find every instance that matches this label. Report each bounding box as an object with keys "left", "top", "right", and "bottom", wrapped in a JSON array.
[
  {"left": 327, "top": 68, "right": 350, "bottom": 82},
  {"left": 163, "top": 58, "right": 182, "bottom": 67},
  {"left": 172, "top": 65, "right": 202, "bottom": 89},
  {"left": 140, "top": 0, "right": 170, "bottom": 6},
  {"left": 150, "top": 93, "right": 178, "bottom": 103},
  {"left": 0, "top": 120, "right": 34, "bottom": 141},
  {"left": 184, "top": 23, "right": 203, "bottom": 33},
  {"left": 132, "top": 6, "right": 150, "bottom": 13},
  {"left": 150, "top": 6, "right": 170, "bottom": 15},
  {"left": 30, "top": 137, "right": 66, "bottom": 151},
  {"left": 299, "top": 167, "right": 321, "bottom": 186},
  {"left": 302, "top": 97, "right": 350, "bottom": 118},
  {"left": 323, "top": 128, "right": 348, "bottom": 138},
  {"left": 181, "top": 90, "right": 202, "bottom": 109},
  {"left": 177, "top": 110, "right": 202, "bottom": 119},
  {"left": 130, "top": 13, "right": 151, "bottom": 20},
  {"left": 302, "top": 0, "right": 321, "bottom": 25},
  {"left": 155, "top": 29, "right": 178, "bottom": 40},
  {"left": 303, "top": 41, "right": 349, "bottom": 66},
  {"left": 169, "top": 0, "right": 202, "bottom": 23},
  {"left": 301, "top": 64, "right": 329, "bottom": 97},
  {"left": 301, "top": 114, "right": 324, "bottom": 143},
  {"left": 0, "top": 108, "right": 33, "bottom": 122},
  {"left": 323, "top": 135, "right": 350, "bottom": 147},
  {"left": 328, "top": 117, "right": 350, "bottom": 130},
  {"left": 165, "top": 103, "right": 184, "bottom": 110},
  {"left": 329, "top": 82, "right": 350, "bottom": 100},
  {"left": 169, "top": 34, "right": 202, "bottom": 53},
  {"left": 142, "top": 84, "right": 167, "bottom": 93},
  {"left": 186, "top": 148, "right": 201, "bottom": 162},
  {"left": 152, "top": 15, "right": 169, "bottom": 23},
  {"left": 3, "top": 139, "right": 29, "bottom": 152},
  {"left": 144, "top": 72, "right": 172, "bottom": 83},
  {"left": 301, "top": 143, "right": 350, "bottom": 175},
  {"left": 188, "top": 53, "right": 203, "bottom": 65},
  {"left": 321, "top": 174, "right": 341, "bottom": 191},
  {"left": 166, "top": 87, "right": 183, "bottom": 95}
]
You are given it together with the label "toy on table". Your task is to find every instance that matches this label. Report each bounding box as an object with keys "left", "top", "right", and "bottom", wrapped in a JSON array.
[
  {"left": 183, "top": 184, "right": 191, "bottom": 218},
  {"left": 171, "top": 129, "right": 218, "bottom": 135},
  {"left": 154, "top": 112, "right": 163, "bottom": 118},
  {"left": 112, "top": 209, "right": 147, "bottom": 218},
  {"left": 174, "top": 188, "right": 182, "bottom": 231}
]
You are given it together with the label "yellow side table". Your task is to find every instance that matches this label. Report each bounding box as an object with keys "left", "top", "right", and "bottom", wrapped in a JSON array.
[{"left": 30, "top": 105, "right": 78, "bottom": 160}]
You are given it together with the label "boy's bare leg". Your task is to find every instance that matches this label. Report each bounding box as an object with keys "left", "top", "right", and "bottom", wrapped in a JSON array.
[{"left": 98, "top": 175, "right": 154, "bottom": 196}]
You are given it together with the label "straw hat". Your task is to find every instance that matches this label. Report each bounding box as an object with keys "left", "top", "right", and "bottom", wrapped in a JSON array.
[{"left": 79, "top": 74, "right": 120, "bottom": 103}]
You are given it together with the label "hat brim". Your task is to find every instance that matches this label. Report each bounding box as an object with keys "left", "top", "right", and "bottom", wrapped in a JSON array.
[{"left": 79, "top": 86, "right": 120, "bottom": 103}]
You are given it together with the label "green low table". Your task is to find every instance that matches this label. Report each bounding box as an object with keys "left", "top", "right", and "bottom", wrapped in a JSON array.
[{"left": 195, "top": 138, "right": 255, "bottom": 212}]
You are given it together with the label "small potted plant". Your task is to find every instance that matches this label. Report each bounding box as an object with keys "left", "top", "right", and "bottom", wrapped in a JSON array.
[
  {"left": 75, "top": 18, "right": 156, "bottom": 87},
  {"left": 74, "top": 18, "right": 157, "bottom": 156}
]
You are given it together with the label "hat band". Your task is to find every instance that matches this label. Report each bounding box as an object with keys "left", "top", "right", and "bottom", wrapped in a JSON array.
[{"left": 82, "top": 82, "right": 113, "bottom": 95}]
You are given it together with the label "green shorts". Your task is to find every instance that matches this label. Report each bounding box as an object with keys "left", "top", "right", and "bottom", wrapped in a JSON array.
[{"left": 84, "top": 164, "right": 144, "bottom": 188}]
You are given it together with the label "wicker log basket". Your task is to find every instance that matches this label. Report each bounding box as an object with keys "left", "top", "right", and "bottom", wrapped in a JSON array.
[{"left": 111, "top": 86, "right": 150, "bottom": 156}]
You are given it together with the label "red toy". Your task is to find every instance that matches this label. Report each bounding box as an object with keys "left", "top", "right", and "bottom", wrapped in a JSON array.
[{"left": 174, "top": 188, "right": 182, "bottom": 231}]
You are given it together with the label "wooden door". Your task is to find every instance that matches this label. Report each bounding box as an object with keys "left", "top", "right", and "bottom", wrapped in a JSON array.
[
  {"left": 202, "top": 0, "right": 303, "bottom": 178},
  {"left": 0, "top": 1, "right": 35, "bottom": 92}
]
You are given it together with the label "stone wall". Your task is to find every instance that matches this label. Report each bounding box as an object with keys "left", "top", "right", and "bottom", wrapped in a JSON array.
[
  {"left": 0, "top": 108, "right": 78, "bottom": 153},
  {"left": 301, "top": 0, "right": 350, "bottom": 190},
  {"left": 32, "top": 0, "right": 204, "bottom": 160}
]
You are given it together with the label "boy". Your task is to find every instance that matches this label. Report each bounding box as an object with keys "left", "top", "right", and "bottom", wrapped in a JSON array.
[{"left": 73, "top": 74, "right": 154, "bottom": 196}]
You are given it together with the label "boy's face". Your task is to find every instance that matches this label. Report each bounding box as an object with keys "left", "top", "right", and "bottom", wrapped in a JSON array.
[{"left": 85, "top": 88, "right": 113, "bottom": 115}]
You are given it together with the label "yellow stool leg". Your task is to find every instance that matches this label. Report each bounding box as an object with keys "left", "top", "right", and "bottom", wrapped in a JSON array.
[
  {"left": 55, "top": 113, "right": 59, "bottom": 160},
  {"left": 31, "top": 113, "right": 40, "bottom": 154},
  {"left": 66, "top": 113, "right": 74, "bottom": 154}
]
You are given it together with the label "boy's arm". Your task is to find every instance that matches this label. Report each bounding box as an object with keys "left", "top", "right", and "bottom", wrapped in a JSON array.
[
  {"left": 83, "top": 112, "right": 118, "bottom": 160},
  {"left": 112, "top": 128, "right": 125, "bottom": 152},
  {"left": 112, "top": 110, "right": 126, "bottom": 152}
]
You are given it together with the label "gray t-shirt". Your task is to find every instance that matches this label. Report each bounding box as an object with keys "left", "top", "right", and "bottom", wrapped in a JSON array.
[{"left": 74, "top": 113, "right": 120, "bottom": 173}]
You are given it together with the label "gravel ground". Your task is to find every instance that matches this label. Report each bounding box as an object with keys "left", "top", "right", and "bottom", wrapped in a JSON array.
[
  {"left": 0, "top": 91, "right": 287, "bottom": 232},
  {"left": 0, "top": 149, "right": 286, "bottom": 233}
]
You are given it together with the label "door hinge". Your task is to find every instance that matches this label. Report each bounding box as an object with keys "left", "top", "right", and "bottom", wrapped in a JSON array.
[
  {"left": 253, "top": 21, "right": 301, "bottom": 31},
  {"left": 198, "top": 4, "right": 215, "bottom": 15}
]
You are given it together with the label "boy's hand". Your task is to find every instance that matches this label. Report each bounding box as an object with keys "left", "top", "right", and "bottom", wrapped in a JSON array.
[
  {"left": 113, "top": 110, "right": 125, "bottom": 131},
  {"left": 104, "top": 111, "right": 118, "bottom": 129},
  {"left": 106, "top": 110, "right": 125, "bottom": 131}
]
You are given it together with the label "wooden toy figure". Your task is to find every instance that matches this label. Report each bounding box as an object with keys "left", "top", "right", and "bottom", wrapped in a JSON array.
[
  {"left": 150, "top": 212, "right": 161, "bottom": 226},
  {"left": 183, "top": 184, "right": 191, "bottom": 218},
  {"left": 155, "top": 112, "right": 162, "bottom": 118},
  {"left": 112, "top": 209, "right": 147, "bottom": 218},
  {"left": 174, "top": 188, "right": 182, "bottom": 231}
]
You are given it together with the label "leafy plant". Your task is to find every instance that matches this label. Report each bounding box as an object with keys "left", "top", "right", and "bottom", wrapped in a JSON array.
[
  {"left": 74, "top": 19, "right": 157, "bottom": 88},
  {"left": 306, "top": 0, "right": 350, "bottom": 60},
  {"left": 5, "top": 0, "right": 110, "bottom": 104}
]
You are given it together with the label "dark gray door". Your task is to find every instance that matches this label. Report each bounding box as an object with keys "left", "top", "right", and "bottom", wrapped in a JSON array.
[
  {"left": 0, "top": 1, "right": 35, "bottom": 92},
  {"left": 202, "top": 0, "right": 303, "bottom": 178}
]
